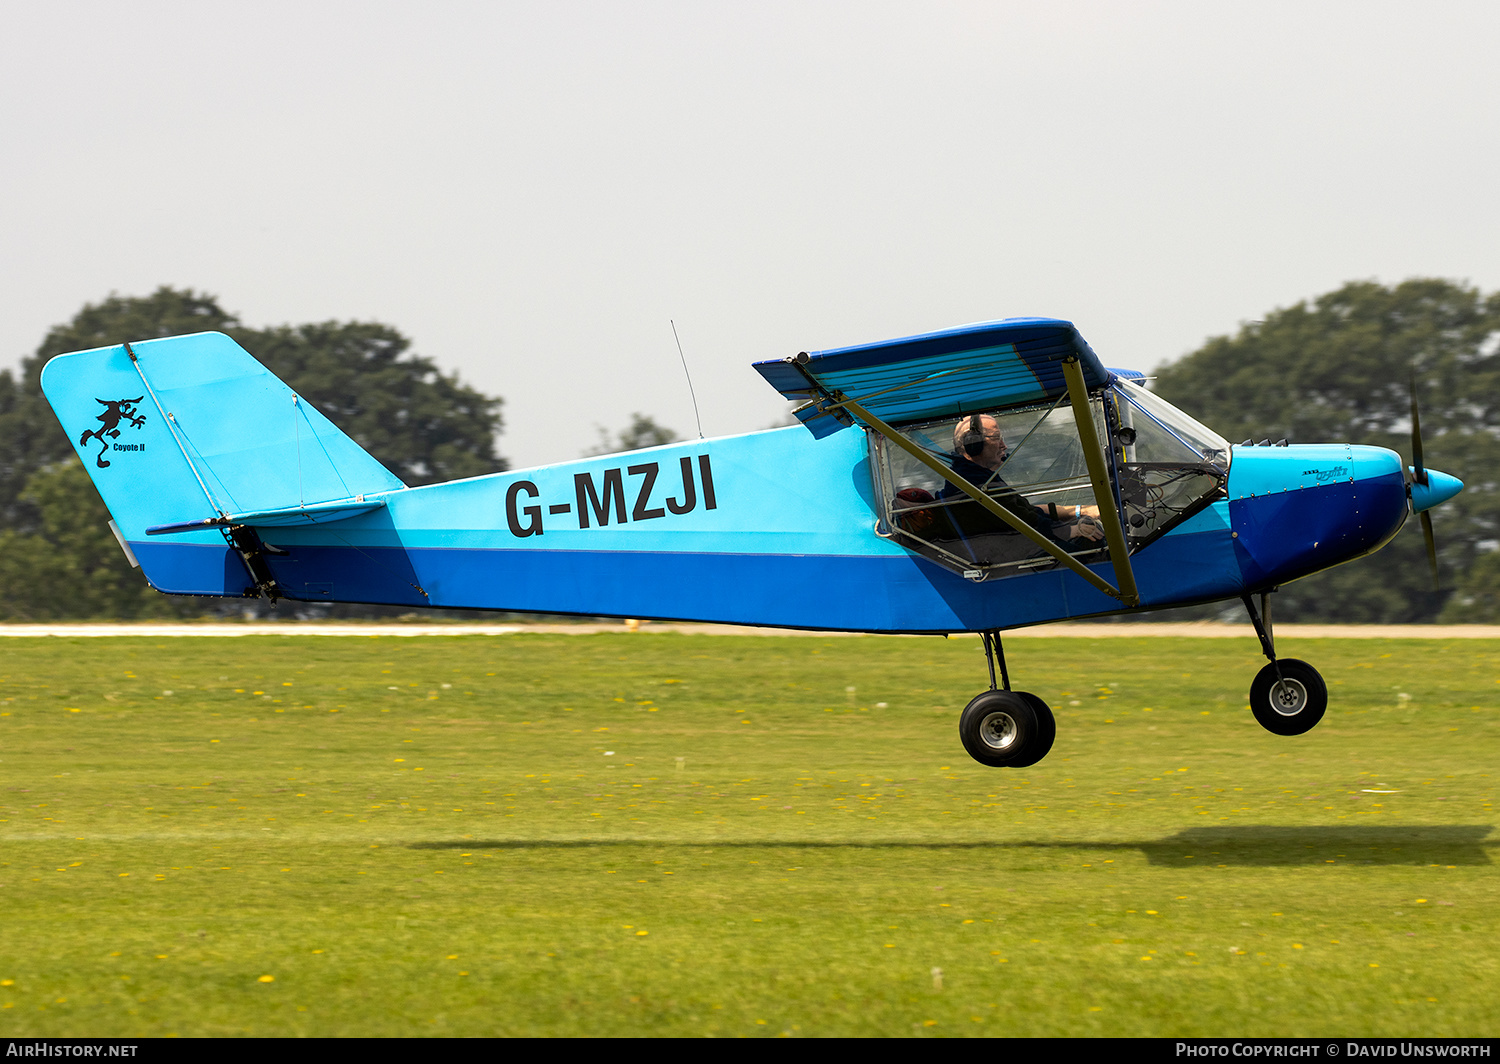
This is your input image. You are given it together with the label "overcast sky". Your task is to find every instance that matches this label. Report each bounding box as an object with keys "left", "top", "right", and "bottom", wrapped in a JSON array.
[{"left": 4, "top": 1, "right": 1497, "bottom": 468}]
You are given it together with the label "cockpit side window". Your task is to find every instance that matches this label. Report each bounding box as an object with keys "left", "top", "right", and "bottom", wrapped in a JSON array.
[
  {"left": 868, "top": 382, "right": 1229, "bottom": 579},
  {"left": 869, "top": 398, "right": 1111, "bottom": 579}
]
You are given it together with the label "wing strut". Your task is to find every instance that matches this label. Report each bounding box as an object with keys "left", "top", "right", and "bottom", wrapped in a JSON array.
[
  {"left": 124, "top": 341, "right": 226, "bottom": 520},
  {"left": 839, "top": 395, "right": 1129, "bottom": 602},
  {"left": 1060, "top": 357, "right": 1140, "bottom": 607}
]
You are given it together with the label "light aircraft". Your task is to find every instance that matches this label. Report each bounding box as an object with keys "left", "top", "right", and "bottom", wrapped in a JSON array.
[{"left": 41, "top": 318, "right": 1463, "bottom": 768}]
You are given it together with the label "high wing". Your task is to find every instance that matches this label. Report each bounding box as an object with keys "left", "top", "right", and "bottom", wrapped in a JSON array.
[{"left": 752, "top": 317, "right": 1111, "bottom": 436}]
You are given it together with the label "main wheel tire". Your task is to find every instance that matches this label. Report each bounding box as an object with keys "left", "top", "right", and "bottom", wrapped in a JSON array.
[
  {"left": 959, "top": 690, "right": 1048, "bottom": 767},
  {"left": 1249, "top": 658, "right": 1327, "bottom": 736},
  {"left": 1007, "top": 692, "right": 1057, "bottom": 768}
]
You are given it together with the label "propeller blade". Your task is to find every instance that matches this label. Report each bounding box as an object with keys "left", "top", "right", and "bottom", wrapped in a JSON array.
[
  {"left": 1421, "top": 510, "right": 1438, "bottom": 590},
  {"left": 1410, "top": 370, "right": 1428, "bottom": 486}
]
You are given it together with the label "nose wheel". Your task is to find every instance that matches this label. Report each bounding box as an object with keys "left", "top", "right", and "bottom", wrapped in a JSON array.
[
  {"left": 958, "top": 630, "right": 1057, "bottom": 767},
  {"left": 1249, "top": 658, "right": 1327, "bottom": 735},
  {"left": 1243, "top": 593, "right": 1327, "bottom": 736}
]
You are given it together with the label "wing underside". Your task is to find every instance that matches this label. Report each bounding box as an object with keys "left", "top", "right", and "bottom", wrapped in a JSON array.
[{"left": 753, "top": 317, "right": 1112, "bottom": 437}]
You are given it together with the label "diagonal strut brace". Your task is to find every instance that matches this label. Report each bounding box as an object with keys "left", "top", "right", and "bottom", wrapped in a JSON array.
[{"left": 840, "top": 396, "right": 1129, "bottom": 601}]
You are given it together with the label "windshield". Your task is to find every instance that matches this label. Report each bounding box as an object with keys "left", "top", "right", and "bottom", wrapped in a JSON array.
[
  {"left": 1111, "top": 378, "right": 1230, "bottom": 472},
  {"left": 1107, "top": 378, "right": 1230, "bottom": 545}
]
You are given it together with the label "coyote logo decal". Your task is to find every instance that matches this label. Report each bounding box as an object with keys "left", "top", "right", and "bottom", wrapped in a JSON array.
[{"left": 78, "top": 397, "right": 146, "bottom": 467}]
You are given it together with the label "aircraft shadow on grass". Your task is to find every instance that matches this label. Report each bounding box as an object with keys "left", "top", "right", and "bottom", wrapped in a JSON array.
[
  {"left": 410, "top": 825, "right": 1493, "bottom": 867},
  {"left": 1136, "top": 824, "right": 1494, "bottom": 867}
]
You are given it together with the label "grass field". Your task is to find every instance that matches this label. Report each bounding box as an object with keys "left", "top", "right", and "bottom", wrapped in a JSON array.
[{"left": 0, "top": 630, "right": 1496, "bottom": 1037}]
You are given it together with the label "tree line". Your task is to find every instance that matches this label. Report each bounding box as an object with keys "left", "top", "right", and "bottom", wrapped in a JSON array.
[
  {"left": 1151, "top": 278, "right": 1500, "bottom": 623},
  {"left": 0, "top": 288, "right": 506, "bottom": 620},
  {"left": 1, "top": 280, "right": 1497, "bottom": 622}
]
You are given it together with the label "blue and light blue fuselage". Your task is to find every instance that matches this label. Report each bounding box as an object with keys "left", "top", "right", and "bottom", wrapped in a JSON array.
[
  {"left": 111, "top": 432, "right": 1413, "bottom": 633},
  {"left": 40, "top": 331, "right": 1437, "bottom": 633}
]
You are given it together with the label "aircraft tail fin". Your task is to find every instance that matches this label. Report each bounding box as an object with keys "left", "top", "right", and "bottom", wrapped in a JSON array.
[{"left": 40, "top": 331, "right": 405, "bottom": 596}]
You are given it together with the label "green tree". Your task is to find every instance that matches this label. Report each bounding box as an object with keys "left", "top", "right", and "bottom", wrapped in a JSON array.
[
  {"left": 0, "top": 461, "right": 185, "bottom": 621},
  {"left": 1153, "top": 278, "right": 1500, "bottom": 623},
  {"left": 585, "top": 413, "right": 680, "bottom": 456},
  {"left": 0, "top": 287, "right": 507, "bottom": 619},
  {"left": 1442, "top": 550, "right": 1500, "bottom": 622}
]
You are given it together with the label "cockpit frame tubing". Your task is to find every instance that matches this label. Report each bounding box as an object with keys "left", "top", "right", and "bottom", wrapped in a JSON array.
[
  {"left": 1061, "top": 357, "right": 1140, "bottom": 608},
  {"left": 840, "top": 395, "right": 1126, "bottom": 602}
]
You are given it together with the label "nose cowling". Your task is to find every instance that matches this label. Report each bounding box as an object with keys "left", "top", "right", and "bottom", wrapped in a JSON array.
[
  {"left": 1226, "top": 444, "right": 1410, "bottom": 589},
  {"left": 1409, "top": 468, "right": 1463, "bottom": 513}
]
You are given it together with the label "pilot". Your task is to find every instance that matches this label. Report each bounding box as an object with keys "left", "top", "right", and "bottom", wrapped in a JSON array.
[{"left": 940, "top": 414, "right": 1105, "bottom": 544}]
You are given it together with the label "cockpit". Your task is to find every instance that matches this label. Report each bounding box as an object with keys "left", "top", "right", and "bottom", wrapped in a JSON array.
[
  {"left": 868, "top": 378, "right": 1230, "bottom": 580},
  {"left": 752, "top": 316, "right": 1232, "bottom": 596}
]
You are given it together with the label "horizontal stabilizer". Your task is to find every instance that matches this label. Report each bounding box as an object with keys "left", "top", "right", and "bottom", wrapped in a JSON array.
[{"left": 147, "top": 497, "right": 388, "bottom": 536}]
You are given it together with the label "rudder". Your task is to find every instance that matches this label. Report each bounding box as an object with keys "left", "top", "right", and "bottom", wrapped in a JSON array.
[{"left": 40, "top": 331, "right": 405, "bottom": 596}]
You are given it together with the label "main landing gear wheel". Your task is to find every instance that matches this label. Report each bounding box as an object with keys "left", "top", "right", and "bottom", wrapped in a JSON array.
[
  {"left": 1249, "top": 658, "right": 1327, "bottom": 736},
  {"left": 959, "top": 690, "right": 1056, "bottom": 768},
  {"left": 1010, "top": 692, "right": 1056, "bottom": 768}
]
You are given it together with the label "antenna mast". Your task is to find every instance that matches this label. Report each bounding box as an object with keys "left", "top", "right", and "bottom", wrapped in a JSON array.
[{"left": 671, "top": 319, "right": 705, "bottom": 439}]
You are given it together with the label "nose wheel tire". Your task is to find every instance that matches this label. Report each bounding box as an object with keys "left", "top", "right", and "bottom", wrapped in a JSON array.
[
  {"left": 959, "top": 690, "right": 1056, "bottom": 767},
  {"left": 1249, "top": 658, "right": 1327, "bottom": 736}
]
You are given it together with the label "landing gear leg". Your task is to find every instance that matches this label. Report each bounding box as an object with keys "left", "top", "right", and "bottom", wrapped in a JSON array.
[
  {"left": 1242, "top": 592, "right": 1327, "bottom": 736},
  {"left": 958, "top": 630, "right": 1056, "bottom": 767},
  {"left": 980, "top": 629, "right": 1009, "bottom": 692}
]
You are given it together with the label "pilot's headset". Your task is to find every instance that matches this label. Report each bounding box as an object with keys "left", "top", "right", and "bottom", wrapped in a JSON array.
[{"left": 958, "top": 414, "right": 988, "bottom": 458}]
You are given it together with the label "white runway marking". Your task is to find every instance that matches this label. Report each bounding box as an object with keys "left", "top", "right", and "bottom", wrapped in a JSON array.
[{"left": 2, "top": 623, "right": 1498, "bottom": 638}]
